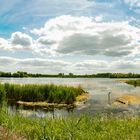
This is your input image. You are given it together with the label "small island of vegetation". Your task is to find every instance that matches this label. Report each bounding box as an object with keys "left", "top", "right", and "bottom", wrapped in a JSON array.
[
  {"left": 0, "top": 83, "right": 88, "bottom": 109},
  {"left": 125, "top": 80, "right": 140, "bottom": 87}
]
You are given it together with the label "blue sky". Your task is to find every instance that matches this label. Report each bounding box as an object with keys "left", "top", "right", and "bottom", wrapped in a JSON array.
[
  {"left": 0, "top": 0, "right": 140, "bottom": 74},
  {"left": 1, "top": 0, "right": 139, "bottom": 36}
]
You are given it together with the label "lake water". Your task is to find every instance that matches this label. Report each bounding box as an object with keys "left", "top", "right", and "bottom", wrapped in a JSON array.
[{"left": 0, "top": 78, "right": 140, "bottom": 117}]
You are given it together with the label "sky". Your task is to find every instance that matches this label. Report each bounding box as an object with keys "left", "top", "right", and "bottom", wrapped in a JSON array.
[{"left": 0, "top": 0, "right": 140, "bottom": 74}]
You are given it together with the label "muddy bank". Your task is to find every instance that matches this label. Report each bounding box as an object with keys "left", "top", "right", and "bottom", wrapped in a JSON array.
[
  {"left": 15, "top": 93, "right": 90, "bottom": 109},
  {"left": 113, "top": 95, "right": 140, "bottom": 105},
  {"left": 17, "top": 101, "right": 75, "bottom": 109}
]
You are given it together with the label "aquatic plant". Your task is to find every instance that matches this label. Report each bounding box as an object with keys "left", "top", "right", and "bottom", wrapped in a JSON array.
[
  {"left": 125, "top": 80, "right": 140, "bottom": 87},
  {"left": 0, "top": 84, "right": 6, "bottom": 106},
  {"left": 0, "top": 83, "right": 85, "bottom": 104}
]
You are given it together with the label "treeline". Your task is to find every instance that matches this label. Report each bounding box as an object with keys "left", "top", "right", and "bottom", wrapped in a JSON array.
[{"left": 0, "top": 71, "right": 140, "bottom": 78}]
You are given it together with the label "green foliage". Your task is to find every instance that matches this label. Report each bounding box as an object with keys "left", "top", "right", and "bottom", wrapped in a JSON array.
[
  {"left": 0, "top": 71, "right": 140, "bottom": 78},
  {"left": 0, "top": 83, "right": 84, "bottom": 104},
  {"left": 126, "top": 80, "right": 140, "bottom": 87},
  {"left": 0, "top": 109, "right": 140, "bottom": 140},
  {"left": 0, "top": 85, "right": 6, "bottom": 106}
]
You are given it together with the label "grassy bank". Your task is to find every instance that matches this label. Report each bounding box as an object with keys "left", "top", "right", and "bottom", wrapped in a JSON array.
[
  {"left": 125, "top": 80, "right": 140, "bottom": 87},
  {"left": 0, "top": 83, "right": 85, "bottom": 105},
  {"left": 0, "top": 108, "right": 140, "bottom": 140}
]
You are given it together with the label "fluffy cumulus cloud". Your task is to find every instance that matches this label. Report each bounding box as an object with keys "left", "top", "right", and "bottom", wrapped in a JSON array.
[
  {"left": 0, "top": 32, "right": 34, "bottom": 51},
  {"left": 11, "top": 32, "right": 33, "bottom": 48},
  {"left": 1, "top": 15, "right": 140, "bottom": 73},
  {"left": 31, "top": 15, "right": 140, "bottom": 57},
  {"left": 1, "top": 15, "right": 140, "bottom": 58}
]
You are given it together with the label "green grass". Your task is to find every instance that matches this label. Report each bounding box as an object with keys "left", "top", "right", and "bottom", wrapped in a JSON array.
[
  {"left": 125, "top": 80, "right": 140, "bottom": 87},
  {"left": 0, "top": 108, "right": 140, "bottom": 140},
  {"left": 0, "top": 83, "right": 85, "bottom": 104},
  {"left": 0, "top": 85, "right": 6, "bottom": 107}
]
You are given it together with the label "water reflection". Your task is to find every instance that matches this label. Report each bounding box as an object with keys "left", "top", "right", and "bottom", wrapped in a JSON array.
[{"left": 1, "top": 78, "right": 140, "bottom": 117}]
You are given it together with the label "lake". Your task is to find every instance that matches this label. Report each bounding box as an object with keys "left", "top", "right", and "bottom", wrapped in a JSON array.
[{"left": 0, "top": 78, "right": 140, "bottom": 117}]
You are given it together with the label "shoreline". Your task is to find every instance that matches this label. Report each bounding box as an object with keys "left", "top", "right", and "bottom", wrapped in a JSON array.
[
  {"left": 116, "top": 80, "right": 127, "bottom": 83},
  {"left": 16, "top": 93, "right": 90, "bottom": 109},
  {"left": 117, "top": 79, "right": 140, "bottom": 87}
]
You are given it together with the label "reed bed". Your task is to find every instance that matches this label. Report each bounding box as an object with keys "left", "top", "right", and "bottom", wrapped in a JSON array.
[{"left": 0, "top": 83, "right": 85, "bottom": 104}]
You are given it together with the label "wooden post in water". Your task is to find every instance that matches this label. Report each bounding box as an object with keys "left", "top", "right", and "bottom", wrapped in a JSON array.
[{"left": 108, "top": 92, "right": 111, "bottom": 105}]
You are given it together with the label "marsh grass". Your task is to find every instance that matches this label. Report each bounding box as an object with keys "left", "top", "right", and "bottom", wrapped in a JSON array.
[
  {"left": 125, "top": 80, "right": 140, "bottom": 87},
  {"left": 0, "top": 108, "right": 140, "bottom": 140},
  {"left": 0, "top": 83, "right": 85, "bottom": 104},
  {"left": 0, "top": 85, "right": 6, "bottom": 107}
]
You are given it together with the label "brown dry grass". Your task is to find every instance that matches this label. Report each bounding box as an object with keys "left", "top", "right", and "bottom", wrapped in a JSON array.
[
  {"left": 17, "top": 101, "right": 75, "bottom": 108},
  {"left": 114, "top": 95, "right": 140, "bottom": 105},
  {"left": 0, "top": 126, "right": 27, "bottom": 140},
  {"left": 75, "top": 93, "right": 90, "bottom": 102}
]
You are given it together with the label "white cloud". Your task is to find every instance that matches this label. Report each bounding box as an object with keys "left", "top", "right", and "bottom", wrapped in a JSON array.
[
  {"left": 112, "top": 59, "right": 140, "bottom": 69},
  {"left": 0, "top": 56, "right": 70, "bottom": 74},
  {"left": 0, "top": 56, "right": 17, "bottom": 65},
  {"left": 0, "top": 15, "right": 140, "bottom": 74},
  {"left": 0, "top": 32, "right": 35, "bottom": 52},
  {"left": 0, "top": 38, "right": 10, "bottom": 50},
  {"left": 72, "top": 60, "right": 109, "bottom": 73},
  {"left": 72, "top": 59, "right": 140, "bottom": 74},
  {"left": 10, "top": 32, "right": 33, "bottom": 50},
  {"left": 0, "top": 56, "right": 139, "bottom": 74},
  {"left": 31, "top": 15, "right": 140, "bottom": 57},
  {"left": 1, "top": 15, "right": 140, "bottom": 58}
]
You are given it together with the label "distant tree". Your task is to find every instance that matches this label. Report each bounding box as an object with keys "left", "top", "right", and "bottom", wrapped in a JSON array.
[
  {"left": 58, "top": 73, "right": 64, "bottom": 77},
  {"left": 69, "top": 73, "right": 74, "bottom": 77},
  {"left": 13, "top": 72, "right": 20, "bottom": 77}
]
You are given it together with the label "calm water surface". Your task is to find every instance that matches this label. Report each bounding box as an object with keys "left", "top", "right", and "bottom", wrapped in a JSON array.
[{"left": 0, "top": 78, "right": 140, "bottom": 117}]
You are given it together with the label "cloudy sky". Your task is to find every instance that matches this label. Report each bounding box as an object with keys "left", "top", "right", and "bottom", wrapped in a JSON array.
[{"left": 0, "top": 0, "right": 140, "bottom": 74}]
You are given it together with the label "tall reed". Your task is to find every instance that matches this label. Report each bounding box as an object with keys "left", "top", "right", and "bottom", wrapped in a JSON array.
[
  {"left": 0, "top": 84, "right": 6, "bottom": 106},
  {"left": 0, "top": 83, "right": 85, "bottom": 104}
]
